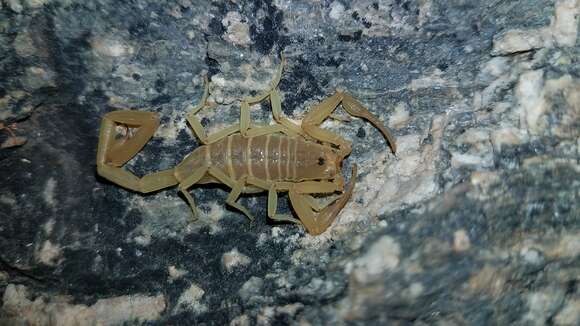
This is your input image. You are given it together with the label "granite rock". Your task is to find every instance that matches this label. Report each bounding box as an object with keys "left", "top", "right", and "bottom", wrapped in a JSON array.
[{"left": 0, "top": 0, "right": 578, "bottom": 325}]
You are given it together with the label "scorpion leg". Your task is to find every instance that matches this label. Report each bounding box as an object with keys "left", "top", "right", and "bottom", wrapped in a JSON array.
[
  {"left": 269, "top": 89, "right": 305, "bottom": 136},
  {"left": 301, "top": 92, "right": 353, "bottom": 158},
  {"left": 289, "top": 165, "right": 358, "bottom": 235},
  {"left": 178, "top": 165, "right": 209, "bottom": 220},
  {"left": 239, "top": 54, "right": 303, "bottom": 138},
  {"left": 186, "top": 75, "right": 239, "bottom": 144},
  {"left": 224, "top": 175, "right": 255, "bottom": 221},
  {"left": 240, "top": 98, "right": 301, "bottom": 138},
  {"left": 302, "top": 91, "right": 397, "bottom": 156},
  {"left": 97, "top": 111, "right": 178, "bottom": 193},
  {"left": 267, "top": 182, "right": 302, "bottom": 225},
  {"left": 205, "top": 167, "right": 257, "bottom": 222}
]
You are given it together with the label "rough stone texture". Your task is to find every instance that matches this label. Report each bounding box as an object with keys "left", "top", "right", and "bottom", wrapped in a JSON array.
[{"left": 0, "top": 0, "right": 578, "bottom": 325}]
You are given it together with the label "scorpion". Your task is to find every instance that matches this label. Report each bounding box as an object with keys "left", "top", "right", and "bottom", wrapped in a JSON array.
[{"left": 96, "top": 55, "right": 396, "bottom": 235}]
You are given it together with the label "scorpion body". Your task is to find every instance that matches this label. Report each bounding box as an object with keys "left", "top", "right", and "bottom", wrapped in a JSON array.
[
  {"left": 97, "top": 55, "right": 396, "bottom": 235},
  {"left": 175, "top": 133, "right": 339, "bottom": 186}
]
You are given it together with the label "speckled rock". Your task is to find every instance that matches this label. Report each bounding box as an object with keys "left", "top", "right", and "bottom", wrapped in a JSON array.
[{"left": 1, "top": 0, "right": 578, "bottom": 325}]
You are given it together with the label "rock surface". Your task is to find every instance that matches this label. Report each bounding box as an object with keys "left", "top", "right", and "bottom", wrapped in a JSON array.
[{"left": 0, "top": 0, "right": 578, "bottom": 325}]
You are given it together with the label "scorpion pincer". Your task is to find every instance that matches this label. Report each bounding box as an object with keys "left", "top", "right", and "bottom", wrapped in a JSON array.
[{"left": 96, "top": 55, "right": 396, "bottom": 235}]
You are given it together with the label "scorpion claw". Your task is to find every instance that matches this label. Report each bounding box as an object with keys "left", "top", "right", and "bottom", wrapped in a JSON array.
[{"left": 290, "top": 164, "right": 358, "bottom": 235}]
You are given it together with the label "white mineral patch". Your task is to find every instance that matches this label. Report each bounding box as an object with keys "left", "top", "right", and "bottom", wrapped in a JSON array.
[
  {"left": 516, "top": 71, "right": 578, "bottom": 138},
  {"left": 0, "top": 194, "right": 16, "bottom": 206},
  {"left": 13, "top": 29, "right": 38, "bottom": 58},
  {"left": 43, "top": 218, "right": 55, "bottom": 235},
  {"left": 492, "top": 0, "right": 578, "bottom": 55},
  {"left": 222, "top": 248, "right": 251, "bottom": 272},
  {"left": 410, "top": 71, "right": 449, "bottom": 91},
  {"left": 554, "top": 298, "right": 580, "bottom": 326},
  {"left": 238, "top": 276, "right": 264, "bottom": 302},
  {"left": 492, "top": 29, "right": 547, "bottom": 55},
  {"left": 168, "top": 265, "right": 188, "bottom": 282},
  {"left": 351, "top": 235, "right": 401, "bottom": 283},
  {"left": 92, "top": 294, "right": 167, "bottom": 325},
  {"left": 491, "top": 127, "right": 527, "bottom": 152},
  {"left": 451, "top": 128, "right": 494, "bottom": 168},
  {"left": 174, "top": 283, "right": 207, "bottom": 314},
  {"left": 388, "top": 102, "right": 410, "bottom": 129},
  {"left": 481, "top": 57, "right": 511, "bottom": 78},
  {"left": 1, "top": 284, "right": 165, "bottom": 325},
  {"left": 543, "top": 75, "right": 579, "bottom": 138},
  {"left": 453, "top": 229, "right": 471, "bottom": 252},
  {"left": 548, "top": 233, "right": 580, "bottom": 258},
  {"left": 516, "top": 70, "right": 546, "bottom": 135},
  {"left": 523, "top": 288, "right": 566, "bottom": 326},
  {"left": 549, "top": 0, "right": 579, "bottom": 47},
  {"left": 91, "top": 37, "right": 134, "bottom": 57},
  {"left": 6, "top": 0, "right": 23, "bottom": 13},
  {"left": 470, "top": 171, "right": 501, "bottom": 189},
  {"left": 23, "top": 66, "right": 56, "bottom": 90},
  {"left": 230, "top": 314, "right": 251, "bottom": 326},
  {"left": 36, "top": 240, "right": 62, "bottom": 266},
  {"left": 520, "top": 247, "right": 543, "bottom": 265},
  {"left": 42, "top": 177, "right": 57, "bottom": 207},
  {"left": 222, "top": 11, "right": 252, "bottom": 46},
  {"left": 24, "top": 0, "right": 49, "bottom": 9},
  {"left": 156, "top": 110, "right": 188, "bottom": 141},
  {"left": 329, "top": 1, "right": 345, "bottom": 20},
  {"left": 404, "top": 282, "right": 424, "bottom": 300},
  {"left": 366, "top": 115, "right": 444, "bottom": 216}
]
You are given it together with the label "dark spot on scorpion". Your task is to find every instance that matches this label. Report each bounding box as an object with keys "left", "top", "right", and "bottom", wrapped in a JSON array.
[{"left": 318, "top": 157, "right": 325, "bottom": 166}]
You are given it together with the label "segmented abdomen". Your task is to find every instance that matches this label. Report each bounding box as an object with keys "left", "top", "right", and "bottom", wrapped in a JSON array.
[{"left": 207, "top": 134, "right": 321, "bottom": 182}]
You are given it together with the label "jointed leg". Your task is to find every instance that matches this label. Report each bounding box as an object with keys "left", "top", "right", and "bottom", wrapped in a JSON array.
[
  {"left": 270, "top": 89, "right": 305, "bottom": 137},
  {"left": 206, "top": 168, "right": 267, "bottom": 222},
  {"left": 224, "top": 176, "right": 255, "bottom": 221},
  {"left": 302, "top": 91, "right": 397, "bottom": 156},
  {"left": 239, "top": 99, "right": 293, "bottom": 137},
  {"left": 268, "top": 183, "right": 301, "bottom": 224},
  {"left": 243, "top": 54, "right": 285, "bottom": 104},
  {"left": 179, "top": 165, "right": 210, "bottom": 219},
  {"left": 302, "top": 92, "right": 352, "bottom": 158},
  {"left": 239, "top": 54, "right": 304, "bottom": 138},
  {"left": 186, "top": 75, "right": 239, "bottom": 144}
]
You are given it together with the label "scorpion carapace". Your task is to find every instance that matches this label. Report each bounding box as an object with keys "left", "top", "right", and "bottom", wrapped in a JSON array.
[{"left": 97, "top": 55, "right": 396, "bottom": 235}]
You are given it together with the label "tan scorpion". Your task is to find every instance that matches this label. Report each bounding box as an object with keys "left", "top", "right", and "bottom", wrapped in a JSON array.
[{"left": 96, "top": 55, "right": 396, "bottom": 235}]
